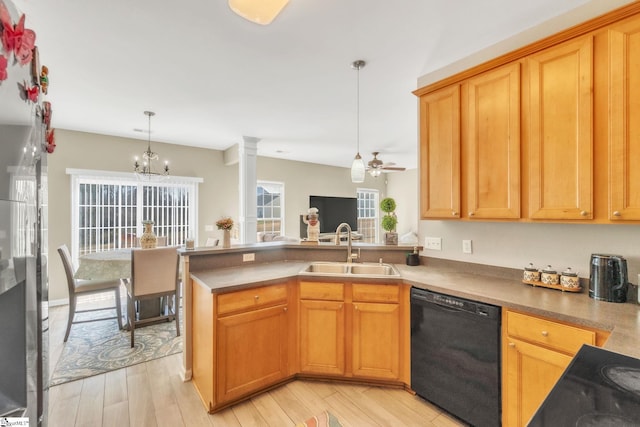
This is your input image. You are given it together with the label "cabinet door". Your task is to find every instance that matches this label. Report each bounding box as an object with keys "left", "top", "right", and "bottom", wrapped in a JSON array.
[
  {"left": 466, "top": 62, "right": 521, "bottom": 219},
  {"left": 299, "top": 299, "right": 345, "bottom": 375},
  {"left": 528, "top": 36, "right": 593, "bottom": 220},
  {"left": 609, "top": 18, "right": 640, "bottom": 220},
  {"left": 217, "top": 304, "right": 288, "bottom": 404},
  {"left": 351, "top": 302, "right": 399, "bottom": 380},
  {"left": 419, "top": 85, "right": 461, "bottom": 218},
  {"left": 503, "top": 337, "right": 573, "bottom": 427}
]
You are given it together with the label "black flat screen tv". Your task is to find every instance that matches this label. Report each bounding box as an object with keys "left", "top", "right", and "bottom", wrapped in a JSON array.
[{"left": 309, "top": 195, "right": 358, "bottom": 234}]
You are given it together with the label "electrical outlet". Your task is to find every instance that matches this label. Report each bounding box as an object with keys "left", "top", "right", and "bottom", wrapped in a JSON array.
[
  {"left": 425, "top": 237, "right": 442, "bottom": 251},
  {"left": 205, "top": 225, "right": 214, "bottom": 232},
  {"left": 243, "top": 253, "right": 255, "bottom": 262},
  {"left": 462, "top": 239, "right": 473, "bottom": 254}
]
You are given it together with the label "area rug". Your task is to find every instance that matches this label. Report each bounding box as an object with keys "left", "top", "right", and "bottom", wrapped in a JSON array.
[
  {"left": 296, "top": 410, "right": 343, "bottom": 427},
  {"left": 50, "top": 313, "right": 182, "bottom": 386}
]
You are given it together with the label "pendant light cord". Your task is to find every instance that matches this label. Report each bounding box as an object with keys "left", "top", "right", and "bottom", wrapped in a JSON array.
[{"left": 356, "top": 63, "right": 360, "bottom": 156}]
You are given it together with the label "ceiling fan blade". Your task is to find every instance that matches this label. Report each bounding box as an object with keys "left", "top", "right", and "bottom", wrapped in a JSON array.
[{"left": 381, "top": 166, "right": 406, "bottom": 171}]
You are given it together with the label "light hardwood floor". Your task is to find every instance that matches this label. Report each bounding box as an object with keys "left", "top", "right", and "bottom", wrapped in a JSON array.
[{"left": 48, "top": 299, "right": 467, "bottom": 427}]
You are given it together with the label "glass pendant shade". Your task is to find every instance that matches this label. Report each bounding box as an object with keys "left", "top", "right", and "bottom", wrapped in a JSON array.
[
  {"left": 351, "top": 153, "right": 366, "bottom": 183},
  {"left": 369, "top": 168, "right": 382, "bottom": 178},
  {"left": 228, "top": 0, "right": 289, "bottom": 25}
]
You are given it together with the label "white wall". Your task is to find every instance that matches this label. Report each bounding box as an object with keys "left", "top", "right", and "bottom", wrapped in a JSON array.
[{"left": 386, "top": 169, "right": 419, "bottom": 238}]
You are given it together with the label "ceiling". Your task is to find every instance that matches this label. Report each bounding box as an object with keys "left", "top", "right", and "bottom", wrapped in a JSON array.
[{"left": 9, "top": 0, "right": 606, "bottom": 170}]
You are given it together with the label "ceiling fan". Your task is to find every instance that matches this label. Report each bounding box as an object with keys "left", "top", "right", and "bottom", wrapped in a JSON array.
[{"left": 367, "top": 152, "right": 406, "bottom": 177}]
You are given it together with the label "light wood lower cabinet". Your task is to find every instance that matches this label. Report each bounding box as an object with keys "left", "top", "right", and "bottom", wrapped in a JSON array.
[
  {"left": 502, "top": 309, "right": 609, "bottom": 427},
  {"left": 299, "top": 281, "right": 408, "bottom": 383},
  {"left": 191, "top": 280, "right": 295, "bottom": 412}
]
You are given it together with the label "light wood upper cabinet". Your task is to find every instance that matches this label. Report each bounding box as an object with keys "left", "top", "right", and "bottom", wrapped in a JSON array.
[
  {"left": 465, "top": 62, "right": 521, "bottom": 219},
  {"left": 419, "top": 85, "right": 461, "bottom": 219},
  {"left": 527, "top": 36, "right": 594, "bottom": 220},
  {"left": 608, "top": 17, "right": 640, "bottom": 220}
]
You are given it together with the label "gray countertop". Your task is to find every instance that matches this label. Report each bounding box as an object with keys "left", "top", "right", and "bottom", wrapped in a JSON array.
[{"left": 189, "top": 260, "right": 640, "bottom": 359}]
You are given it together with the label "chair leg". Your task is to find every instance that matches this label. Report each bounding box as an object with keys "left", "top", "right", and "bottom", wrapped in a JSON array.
[
  {"left": 128, "top": 294, "right": 135, "bottom": 348},
  {"left": 114, "top": 287, "right": 123, "bottom": 330},
  {"left": 63, "top": 295, "right": 76, "bottom": 342},
  {"left": 174, "top": 294, "right": 180, "bottom": 337}
]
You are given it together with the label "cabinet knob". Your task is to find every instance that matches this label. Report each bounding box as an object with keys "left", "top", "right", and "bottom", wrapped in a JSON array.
[
  {"left": 354, "top": 305, "right": 358, "bottom": 310},
  {"left": 283, "top": 307, "right": 287, "bottom": 312},
  {"left": 541, "top": 331, "right": 548, "bottom": 337},
  {"left": 452, "top": 211, "right": 458, "bottom": 216},
  {"left": 254, "top": 295, "right": 259, "bottom": 300},
  {"left": 580, "top": 211, "right": 588, "bottom": 217},
  {"left": 468, "top": 211, "right": 475, "bottom": 217},
  {"left": 613, "top": 211, "right": 621, "bottom": 217},
  {"left": 508, "top": 342, "right": 515, "bottom": 348}
]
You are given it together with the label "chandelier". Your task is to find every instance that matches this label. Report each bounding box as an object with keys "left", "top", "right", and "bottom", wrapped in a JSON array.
[{"left": 134, "top": 111, "right": 169, "bottom": 179}]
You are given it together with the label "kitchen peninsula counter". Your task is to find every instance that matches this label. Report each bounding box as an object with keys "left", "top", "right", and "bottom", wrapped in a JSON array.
[{"left": 179, "top": 243, "right": 640, "bottom": 382}]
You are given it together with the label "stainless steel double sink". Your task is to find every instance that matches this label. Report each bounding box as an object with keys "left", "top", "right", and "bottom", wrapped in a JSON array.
[{"left": 299, "top": 261, "right": 400, "bottom": 277}]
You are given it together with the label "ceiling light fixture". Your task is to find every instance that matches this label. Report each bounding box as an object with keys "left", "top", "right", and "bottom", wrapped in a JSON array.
[
  {"left": 228, "top": 0, "right": 289, "bottom": 25},
  {"left": 134, "top": 111, "right": 169, "bottom": 180},
  {"left": 350, "top": 60, "right": 366, "bottom": 183}
]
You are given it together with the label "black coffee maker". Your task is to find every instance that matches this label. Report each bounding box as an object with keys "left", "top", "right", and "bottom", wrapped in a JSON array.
[{"left": 589, "top": 254, "right": 628, "bottom": 303}]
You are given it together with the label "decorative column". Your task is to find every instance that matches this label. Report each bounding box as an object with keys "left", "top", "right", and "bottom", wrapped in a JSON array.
[{"left": 239, "top": 136, "right": 259, "bottom": 244}]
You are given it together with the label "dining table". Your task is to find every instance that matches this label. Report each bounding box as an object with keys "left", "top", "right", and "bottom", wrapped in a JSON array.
[{"left": 74, "top": 248, "right": 165, "bottom": 321}]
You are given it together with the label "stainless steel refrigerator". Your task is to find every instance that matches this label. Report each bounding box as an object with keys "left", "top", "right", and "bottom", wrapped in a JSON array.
[{"left": 0, "top": 1, "right": 49, "bottom": 423}]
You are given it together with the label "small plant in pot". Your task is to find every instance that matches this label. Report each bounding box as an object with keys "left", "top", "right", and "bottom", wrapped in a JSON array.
[{"left": 380, "top": 197, "right": 398, "bottom": 245}]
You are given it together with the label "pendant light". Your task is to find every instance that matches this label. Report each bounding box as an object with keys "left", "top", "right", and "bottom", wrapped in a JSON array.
[
  {"left": 133, "top": 111, "right": 169, "bottom": 180},
  {"left": 350, "top": 60, "right": 366, "bottom": 183}
]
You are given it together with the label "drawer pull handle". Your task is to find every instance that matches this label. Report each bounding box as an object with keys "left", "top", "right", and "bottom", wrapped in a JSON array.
[
  {"left": 508, "top": 342, "right": 515, "bottom": 348},
  {"left": 541, "top": 331, "right": 548, "bottom": 337}
]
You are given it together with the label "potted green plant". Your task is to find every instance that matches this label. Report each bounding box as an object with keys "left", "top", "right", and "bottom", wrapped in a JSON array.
[{"left": 380, "top": 197, "right": 398, "bottom": 245}]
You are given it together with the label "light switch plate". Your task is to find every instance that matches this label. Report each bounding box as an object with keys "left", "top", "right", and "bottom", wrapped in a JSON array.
[
  {"left": 243, "top": 253, "right": 255, "bottom": 262},
  {"left": 425, "top": 237, "right": 442, "bottom": 251},
  {"left": 462, "top": 240, "right": 472, "bottom": 254}
]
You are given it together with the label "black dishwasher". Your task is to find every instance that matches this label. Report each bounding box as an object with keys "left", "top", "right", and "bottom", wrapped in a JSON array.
[{"left": 411, "top": 287, "right": 501, "bottom": 427}]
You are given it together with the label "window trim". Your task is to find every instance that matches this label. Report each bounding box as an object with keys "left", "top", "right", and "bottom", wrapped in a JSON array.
[
  {"left": 257, "top": 180, "right": 285, "bottom": 236},
  {"left": 67, "top": 168, "right": 201, "bottom": 265}
]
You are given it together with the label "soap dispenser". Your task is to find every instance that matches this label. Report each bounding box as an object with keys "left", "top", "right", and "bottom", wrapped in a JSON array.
[{"left": 406, "top": 247, "right": 420, "bottom": 266}]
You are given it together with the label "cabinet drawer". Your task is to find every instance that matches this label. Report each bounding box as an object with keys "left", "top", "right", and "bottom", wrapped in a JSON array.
[
  {"left": 300, "top": 281, "right": 344, "bottom": 301},
  {"left": 506, "top": 311, "right": 595, "bottom": 354},
  {"left": 352, "top": 284, "right": 399, "bottom": 303},
  {"left": 217, "top": 284, "right": 288, "bottom": 316}
]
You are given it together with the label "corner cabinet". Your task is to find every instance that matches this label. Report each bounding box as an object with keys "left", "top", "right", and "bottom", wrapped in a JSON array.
[
  {"left": 299, "top": 280, "right": 409, "bottom": 383},
  {"left": 527, "top": 36, "right": 594, "bottom": 220},
  {"left": 419, "top": 85, "right": 461, "bottom": 219},
  {"left": 502, "top": 309, "right": 609, "bottom": 427},
  {"left": 191, "top": 280, "right": 295, "bottom": 412}
]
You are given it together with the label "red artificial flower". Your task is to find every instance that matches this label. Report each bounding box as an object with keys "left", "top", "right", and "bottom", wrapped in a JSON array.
[
  {"left": 0, "top": 3, "right": 36, "bottom": 65},
  {"left": 0, "top": 54, "right": 7, "bottom": 81},
  {"left": 24, "top": 81, "right": 38, "bottom": 102}
]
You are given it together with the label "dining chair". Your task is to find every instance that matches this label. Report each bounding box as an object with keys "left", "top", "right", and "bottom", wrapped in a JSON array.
[
  {"left": 57, "top": 245, "right": 124, "bottom": 342},
  {"left": 123, "top": 246, "right": 180, "bottom": 347}
]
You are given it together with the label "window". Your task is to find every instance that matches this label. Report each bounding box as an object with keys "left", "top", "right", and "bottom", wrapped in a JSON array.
[
  {"left": 68, "top": 169, "right": 200, "bottom": 262},
  {"left": 257, "top": 181, "right": 284, "bottom": 235},
  {"left": 357, "top": 188, "right": 379, "bottom": 243}
]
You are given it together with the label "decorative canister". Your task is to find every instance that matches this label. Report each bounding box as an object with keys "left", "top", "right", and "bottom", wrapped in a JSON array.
[
  {"left": 541, "top": 265, "right": 560, "bottom": 285},
  {"left": 140, "top": 220, "right": 157, "bottom": 249},
  {"left": 523, "top": 263, "right": 541, "bottom": 282},
  {"left": 561, "top": 267, "right": 580, "bottom": 289}
]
